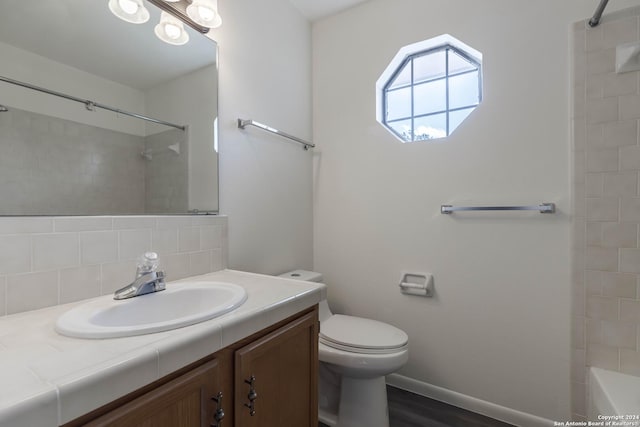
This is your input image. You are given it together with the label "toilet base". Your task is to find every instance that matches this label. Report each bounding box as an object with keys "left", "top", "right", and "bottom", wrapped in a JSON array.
[{"left": 337, "top": 376, "right": 389, "bottom": 427}]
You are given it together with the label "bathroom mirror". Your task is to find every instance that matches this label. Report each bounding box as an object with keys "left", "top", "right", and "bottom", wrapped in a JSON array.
[{"left": 0, "top": 0, "right": 218, "bottom": 215}]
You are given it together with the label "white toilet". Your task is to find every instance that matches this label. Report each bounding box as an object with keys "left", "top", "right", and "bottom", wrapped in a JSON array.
[{"left": 279, "top": 270, "right": 408, "bottom": 427}]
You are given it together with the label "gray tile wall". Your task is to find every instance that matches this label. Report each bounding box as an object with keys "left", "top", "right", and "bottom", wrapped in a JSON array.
[
  {"left": 572, "top": 9, "right": 640, "bottom": 420},
  {"left": 144, "top": 129, "right": 188, "bottom": 213},
  {"left": 0, "top": 107, "right": 146, "bottom": 215},
  {"left": 0, "top": 215, "right": 227, "bottom": 316}
]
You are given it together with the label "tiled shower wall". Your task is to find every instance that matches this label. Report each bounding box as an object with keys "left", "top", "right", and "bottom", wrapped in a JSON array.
[
  {"left": 0, "top": 215, "right": 227, "bottom": 317},
  {"left": 0, "top": 108, "right": 188, "bottom": 215},
  {"left": 144, "top": 128, "right": 188, "bottom": 213},
  {"left": 0, "top": 108, "right": 146, "bottom": 215},
  {"left": 572, "top": 8, "right": 640, "bottom": 420}
]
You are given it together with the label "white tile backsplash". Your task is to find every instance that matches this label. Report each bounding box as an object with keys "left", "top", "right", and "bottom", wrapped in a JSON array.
[
  {"left": 54, "top": 217, "right": 113, "bottom": 233},
  {"left": 0, "top": 236, "right": 31, "bottom": 275},
  {"left": 7, "top": 272, "right": 58, "bottom": 315},
  {"left": 59, "top": 265, "right": 101, "bottom": 304},
  {"left": 151, "top": 228, "right": 178, "bottom": 255},
  {"left": 0, "top": 215, "right": 227, "bottom": 316},
  {"left": 118, "top": 229, "right": 151, "bottom": 261},
  {"left": 32, "top": 234, "right": 79, "bottom": 271},
  {"left": 80, "top": 231, "right": 118, "bottom": 265},
  {"left": 178, "top": 227, "right": 200, "bottom": 252}
]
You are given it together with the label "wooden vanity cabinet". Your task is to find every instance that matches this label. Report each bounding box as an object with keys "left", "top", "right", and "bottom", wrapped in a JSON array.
[
  {"left": 83, "top": 358, "right": 225, "bottom": 427},
  {"left": 233, "top": 310, "right": 319, "bottom": 427},
  {"left": 65, "top": 306, "right": 318, "bottom": 427}
]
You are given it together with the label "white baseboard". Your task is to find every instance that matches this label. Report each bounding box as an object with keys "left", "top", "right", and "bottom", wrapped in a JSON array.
[{"left": 386, "top": 374, "right": 554, "bottom": 427}]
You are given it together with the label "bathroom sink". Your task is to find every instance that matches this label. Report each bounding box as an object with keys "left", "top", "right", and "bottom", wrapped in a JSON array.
[{"left": 55, "top": 281, "right": 247, "bottom": 339}]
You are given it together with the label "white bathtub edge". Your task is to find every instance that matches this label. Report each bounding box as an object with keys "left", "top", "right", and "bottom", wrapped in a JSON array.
[{"left": 589, "top": 367, "right": 640, "bottom": 421}]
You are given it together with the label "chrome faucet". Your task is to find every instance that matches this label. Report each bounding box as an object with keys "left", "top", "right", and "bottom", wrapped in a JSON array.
[{"left": 114, "top": 252, "right": 166, "bottom": 300}]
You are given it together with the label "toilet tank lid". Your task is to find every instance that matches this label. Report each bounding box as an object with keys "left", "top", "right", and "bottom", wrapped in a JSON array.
[{"left": 278, "top": 270, "right": 323, "bottom": 282}]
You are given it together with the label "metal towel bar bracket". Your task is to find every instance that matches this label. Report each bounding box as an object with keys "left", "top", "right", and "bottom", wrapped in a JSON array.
[
  {"left": 441, "top": 203, "right": 556, "bottom": 215},
  {"left": 237, "top": 118, "right": 315, "bottom": 150}
]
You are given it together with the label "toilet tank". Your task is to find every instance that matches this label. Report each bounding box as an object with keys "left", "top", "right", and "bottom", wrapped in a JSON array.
[
  {"left": 279, "top": 270, "right": 323, "bottom": 282},
  {"left": 279, "top": 270, "right": 331, "bottom": 322}
]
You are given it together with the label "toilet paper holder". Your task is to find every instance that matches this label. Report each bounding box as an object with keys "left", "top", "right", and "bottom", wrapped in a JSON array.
[{"left": 399, "top": 272, "right": 434, "bottom": 297}]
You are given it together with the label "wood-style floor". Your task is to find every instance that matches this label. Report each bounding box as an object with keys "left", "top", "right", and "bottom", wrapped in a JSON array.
[{"left": 319, "top": 386, "right": 516, "bottom": 427}]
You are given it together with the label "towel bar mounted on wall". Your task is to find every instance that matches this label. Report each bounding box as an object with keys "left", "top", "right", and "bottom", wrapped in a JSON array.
[
  {"left": 0, "top": 75, "right": 186, "bottom": 130},
  {"left": 441, "top": 203, "right": 556, "bottom": 215},
  {"left": 237, "top": 118, "right": 315, "bottom": 150}
]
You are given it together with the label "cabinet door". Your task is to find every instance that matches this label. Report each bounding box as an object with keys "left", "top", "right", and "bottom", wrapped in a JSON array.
[
  {"left": 85, "top": 358, "right": 223, "bottom": 427},
  {"left": 235, "top": 310, "right": 319, "bottom": 427}
]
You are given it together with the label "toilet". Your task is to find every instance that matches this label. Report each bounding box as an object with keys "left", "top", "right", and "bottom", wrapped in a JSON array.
[{"left": 279, "top": 270, "right": 408, "bottom": 427}]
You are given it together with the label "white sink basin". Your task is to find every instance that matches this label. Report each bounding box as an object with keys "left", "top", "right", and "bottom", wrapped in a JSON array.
[{"left": 55, "top": 281, "right": 247, "bottom": 339}]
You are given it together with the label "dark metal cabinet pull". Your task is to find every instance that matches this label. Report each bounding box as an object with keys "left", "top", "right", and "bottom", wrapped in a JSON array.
[
  {"left": 244, "top": 375, "right": 257, "bottom": 416},
  {"left": 210, "top": 392, "right": 225, "bottom": 427}
]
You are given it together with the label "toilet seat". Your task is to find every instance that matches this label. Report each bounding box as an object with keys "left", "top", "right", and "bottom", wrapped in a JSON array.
[{"left": 320, "top": 314, "right": 408, "bottom": 354}]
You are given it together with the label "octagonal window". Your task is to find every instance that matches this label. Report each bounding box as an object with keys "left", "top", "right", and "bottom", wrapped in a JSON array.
[{"left": 376, "top": 35, "right": 482, "bottom": 142}]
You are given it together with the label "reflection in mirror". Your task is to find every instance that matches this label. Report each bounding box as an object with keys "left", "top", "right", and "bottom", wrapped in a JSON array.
[{"left": 0, "top": 0, "right": 218, "bottom": 215}]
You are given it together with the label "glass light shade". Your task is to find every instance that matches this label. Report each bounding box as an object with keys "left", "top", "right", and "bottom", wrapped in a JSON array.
[
  {"left": 186, "top": 0, "right": 222, "bottom": 28},
  {"left": 108, "top": 0, "right": 150, "bottom": 24},
  {"left": 154, "top": 11, "right": 189, "bottom": 45}
]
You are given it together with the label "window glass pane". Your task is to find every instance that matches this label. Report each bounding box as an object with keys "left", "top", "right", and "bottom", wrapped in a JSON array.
[
  {"left": 414, "top": 114, "right": 446, "bottom": 140},
  {"left": 387, "top": 119, "right": 413, "bottom": 142},
  {"left": 386, "top": 86, "right": 411, "bottom": 121},
  {"left": 377, "top": 38, "right": 482, "bottom": 142},
  {"left": 414, "top": 79, "right": 446, "bottom": 116},
  {"left": 449, "top": 107, "right": 475, "bottom": 133},
  {"left": 388, "top": 62, "right": 411, "bottom": 89},
  {"left": 448, "top": 50, "right": 476, "bottom": 75},
  {"left": 449, "top": 70, "right": 480, "bottom": 109},
  {"left": 413, "top": 50, "right": 446, "bottom": 83}
]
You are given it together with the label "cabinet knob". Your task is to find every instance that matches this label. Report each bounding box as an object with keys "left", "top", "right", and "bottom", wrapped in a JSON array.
[
  {"left": 210, "top": 392, "right": 225, "bottom": 427},
  {"left": 244, "top": 375, "right": 257, "bottom": 416}
]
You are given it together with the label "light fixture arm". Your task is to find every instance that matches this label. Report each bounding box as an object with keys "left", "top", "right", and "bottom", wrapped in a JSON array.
[{"left": 147, "top": 0, "right": 210, "bottom": 34}]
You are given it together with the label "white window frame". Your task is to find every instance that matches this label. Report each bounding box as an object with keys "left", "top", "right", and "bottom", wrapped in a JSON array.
[{"left": 376, "top": 34, "right": 483, "bottom": 142}]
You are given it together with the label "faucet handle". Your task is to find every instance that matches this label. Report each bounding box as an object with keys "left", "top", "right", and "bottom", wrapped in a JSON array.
[
  {"left": 155, "top": 270, "right": 166, "bottom": 291},
  {"left": 136, "top": 252, "right": 159, "bottom": 278}
]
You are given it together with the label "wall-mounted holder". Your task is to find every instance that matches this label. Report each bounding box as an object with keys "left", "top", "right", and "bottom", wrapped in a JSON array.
[
  {"left": 616, "top": 41, "right": 640, "bottom": 74},
  {"left": 399, "top": 272, "right": 434, "bottom": 297}
]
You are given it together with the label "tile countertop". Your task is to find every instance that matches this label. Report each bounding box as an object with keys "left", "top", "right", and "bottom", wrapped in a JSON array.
[{"left": 0, "top": 269, "right": 325, "bottom": 427}]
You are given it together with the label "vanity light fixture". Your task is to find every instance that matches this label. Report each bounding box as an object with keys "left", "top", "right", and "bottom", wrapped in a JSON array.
[
  {"left": 147, "top": 0, "right": 218, "bottom": 34},
  {"left": 108, "top": 0, "right": 150, "bottom": 24},
  {"left": 186, "top": 0, "right": 222, "bottom": 29},
  {"left": 154, "top": 11, "right": 190, "bottom": 45},
  {"left": 108, "top": 0, "right": 220, "bottom": 46}
]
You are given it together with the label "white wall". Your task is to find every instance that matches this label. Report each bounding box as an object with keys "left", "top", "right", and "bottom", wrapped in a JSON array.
[
  {"left": 215, "top": 0, "right": 313, "bottom": 274},
  {"left": 312, "top": 0, "right": 640, "bottom": 422},
  {"left": 145, "top": 65, "right": 219, "bottom": 212}
]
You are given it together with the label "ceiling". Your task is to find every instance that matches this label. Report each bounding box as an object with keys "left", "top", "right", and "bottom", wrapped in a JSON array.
[{"left": 288, "top": 0, "right": 369, "bottom": 21}]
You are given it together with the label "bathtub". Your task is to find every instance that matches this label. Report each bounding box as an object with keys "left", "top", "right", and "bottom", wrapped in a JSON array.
[{"left": 589, "top": 367, "right": 640, "bottom": 425}]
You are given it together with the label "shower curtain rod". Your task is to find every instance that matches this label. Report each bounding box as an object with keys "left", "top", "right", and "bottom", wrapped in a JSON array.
[
  {"left": 0, "top": 75, "right": 186, "bottom": 131},
  {"left": 589, "top": 0, "right": 610, "bottom": 27}
]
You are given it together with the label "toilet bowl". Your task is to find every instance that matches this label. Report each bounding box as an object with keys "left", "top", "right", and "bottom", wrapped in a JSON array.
[{"left": 279, "top": 270, "right": 408, "bottom": 427}]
